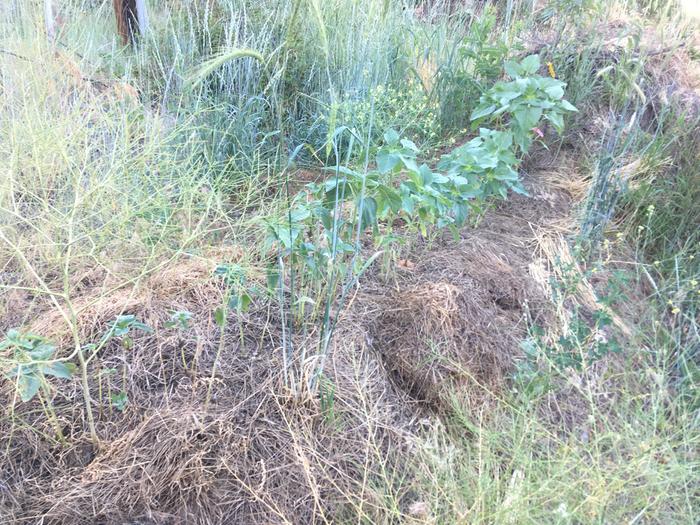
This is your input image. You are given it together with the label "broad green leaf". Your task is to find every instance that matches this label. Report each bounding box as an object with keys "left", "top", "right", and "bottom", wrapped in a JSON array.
[
  {"left": 494, "top": 166, "right": 519, "bottom": 181},
  {"left": 19, "top": 374, "right": 41, "bottom": 402},
  {"left": 359, "top": 197, "right": 378, "bottom": 231},
  {"left": 470, "top": 104, "right": 496, "bottom": 121},
  {"left": 453, "top": 201, "right": 470, "bottom": 226},
  {"left": 546, "top": 111, "right": 564, "bottom": 131},
  {"left": 544, "top": 84, "right": 564, "bottom": 99},
  {"left": 42, "top": 361, "right": 76, "bottom": 379},
  {"left": 400, "top": 154, "right": 420, "bottom": 173},
  {"left": 214, "top": 307, "right": 226, "bottom": 328},
  {"left": 511, "top": 181, "right": 529, "bottom": 196},
  {"left": 376, "top": 185, "right": 402, "bottom": 213},
  {"left": 400, "top": 192, "right": 415, "bottom": 215},
  {"left": 28, "top": 343, "right": 55, "bottom": 361},
  {"left": 437, "top": 216, "right": 454, "bottom": 228},
  {"left": 560, "top": 99, "right": 578, "bottom": 112},
  {"left": 514, "top": 106, "right": 543, "bottom": 131},
  {"left": 376, "top": 150, "right": 400, "bottom": 174},
  {"left": 520, "top": 55, "right": 541, "bottom": 75},
  {"left": 131, "top": 321, "right": 153, "bottom": 334},
  {"left": 504, "top": 60, "right": 522, "bottom": 78},
  {"left": 383, "top": 129, "right": 399, "bottom": 145},
  {"left": 290, "top": 207, "right": 312, "bottom": 222},
  {"left": 400, "top": 138, "right": 419, "bottom": 152}
]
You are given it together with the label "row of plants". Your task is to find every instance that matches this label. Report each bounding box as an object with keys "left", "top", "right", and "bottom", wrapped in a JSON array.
[
  {"left": 1, "top": 54, "right": 577, "bottom": 434},
  {"left": 263, "top": 54, "right": 577, "bottom": 391}
]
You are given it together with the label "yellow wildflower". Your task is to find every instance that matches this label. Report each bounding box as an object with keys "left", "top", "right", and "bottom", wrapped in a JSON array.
[{"left": 547, "top": 62, "right": 556, "bottom": 79}]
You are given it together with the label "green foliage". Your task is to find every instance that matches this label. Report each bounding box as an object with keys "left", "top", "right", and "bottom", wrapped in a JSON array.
[
  {"left": 165, "top": 310, "right": 194, "bottom": 330},
  {"left": 271, "top": 54, "right": 575, "bottom": 259},
  {"left": 110, "top": 391, "right": 129, "bottom": 412},
  {"left": 420, "top": 9, "right": 510, "bottom": 134},
  {"left": 515, "top": 261, "right": 625, "bottom": 397},
  {"left": 328, "top": 81, "right": 441, "bottom": 149},
  {"left": 214, "top": 264, "right": 257, "bottom": 327},
  {"left": 266, "top": 55, "right": 575, "bottom": 389},
  {"left": 1, "top": 330, "right": 75, "bottom": 402},
  {"left": 471, "top": 54, "right": 578, "bottom": 151},
  {"left": 437, "top": 128, "right": 526, "bottom": 202},
  {"left": 108, "top": 315, "right": 153, "bottom": 339}
]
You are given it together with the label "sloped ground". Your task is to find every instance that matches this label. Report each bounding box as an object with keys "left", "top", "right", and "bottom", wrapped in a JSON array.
[
  {"left": 2, "top": 12, "right": 698, "bottom": 524},
  {"left": 0, "top": 151, "right": 582, "bottom": 523}
]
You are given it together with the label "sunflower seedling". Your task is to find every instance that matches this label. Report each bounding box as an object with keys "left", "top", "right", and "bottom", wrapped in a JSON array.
[{"left": 1, "top": 329, "right": 75, "bottom": 402}]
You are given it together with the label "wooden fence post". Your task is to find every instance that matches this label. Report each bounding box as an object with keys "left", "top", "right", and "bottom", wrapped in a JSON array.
[{"left": 113, "top": 0, "right": 148, "bottom": 46}]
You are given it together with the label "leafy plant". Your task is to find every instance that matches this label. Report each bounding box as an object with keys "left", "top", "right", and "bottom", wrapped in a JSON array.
[
  {"left": 206, "top": 263, "right": 259, "bottom": 405},
  {"left": 471, "top": 54, "right": 577, "bottom": 151},
  {"left": 431, "top": 8, "right": 510, "bottom": 133},
  {"left": 266, "top": 54, "right": 576, "bottom": 394},
  {"left": 110, "top": 391, "right": 129, "bottom": 412},
  {"left": 1, "top": 330, "right": 75, "bottom": 402},
  {"left": 165, "top": 310, "right": 194, "bottom": 330},
  {"left": 516, "top": 258, "right": 624, "bottom": 397},
  {"left": 214, "top": 264, "right": 257, "bottom": 326}
]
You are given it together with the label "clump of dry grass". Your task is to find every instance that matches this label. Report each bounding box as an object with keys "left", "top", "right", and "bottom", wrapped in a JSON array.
[
  {"left": 366, "top": 169, "right": 577, "bottom": 414},
  {"left": 1, "top": 254, "right": 413, "bottom": 523}
]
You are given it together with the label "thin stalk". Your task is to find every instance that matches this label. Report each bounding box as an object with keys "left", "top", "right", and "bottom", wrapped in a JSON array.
[{"left": 37, "top": 387, "right": 66, "bottom": 446}]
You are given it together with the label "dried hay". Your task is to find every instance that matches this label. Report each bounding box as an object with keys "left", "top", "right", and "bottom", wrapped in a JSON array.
[
  {"left": 1, "top": 157, "right": 631, "bottom": 523},
  {"left": 367, "top": 172, "right": 574, "bottom": 413},
  {"left": 26, "top": 255, "right": 223, "bottom": 348},
  {"left": 1, "top": 250, "right": 415, "bottom": 524}
]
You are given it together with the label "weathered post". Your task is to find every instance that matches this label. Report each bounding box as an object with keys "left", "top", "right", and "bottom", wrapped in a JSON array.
[
  {"left": 113, "top": 0, "right": 148, "bottom": 45},
  {"left": 44, "top": 0, "right": 55, "bottom": 41}
]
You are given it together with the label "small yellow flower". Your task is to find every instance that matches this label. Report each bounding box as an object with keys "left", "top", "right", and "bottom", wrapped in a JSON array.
[
  {"left": 616, "top": 232, "right": 623, "bottom": 239},
  {"left": 667, "top": 299, "right": 674, "bottom": 305},
  {"left": 547, "top": 62, "right": 556, "bottom": 79},
  {"left": 654, "top": 261, "right": 660, "bottom": 266},
  {"left": 691, "top": 280, "right": 698, "bottom": 288},
  {"left": 690, "top": 255, "right": 695, "bottom": 260},
  {"left": 672, "top": 307, "right": 680, "bottom": 315}
]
